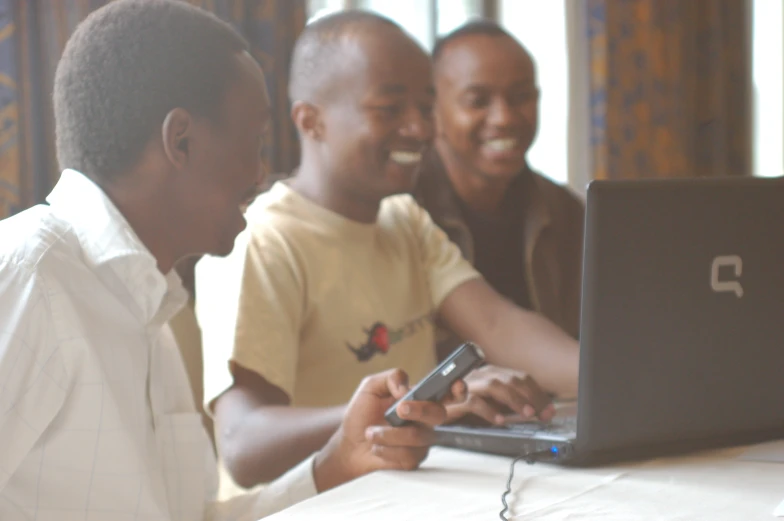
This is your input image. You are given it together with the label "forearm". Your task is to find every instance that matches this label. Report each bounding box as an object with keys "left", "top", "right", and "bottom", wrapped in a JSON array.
[
  {"left": 221, "top": 404, "right": 345, "bottom": 487},
  {"left": 439, "top": 280, "right": 579, "bottom": 398},
  {"left": 475, "top": 304, "right": 579, "bottom": 398}
]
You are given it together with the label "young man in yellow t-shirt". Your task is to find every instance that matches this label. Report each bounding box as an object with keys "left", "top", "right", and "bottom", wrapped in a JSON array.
[{"left": 196, "top": 11, "right": 579, "bottom": 490}]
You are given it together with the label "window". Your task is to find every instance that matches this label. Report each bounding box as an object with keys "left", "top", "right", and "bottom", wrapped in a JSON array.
[
  {"left": 307, "top": 0, "right": 483, "bottom": 49},
  {"left": 437, "top": 0, "right": 484, "bottom": 36},
  {"left": 307, "top": 0, "right": 347, "bottom": 20},
  {"left": 500, "top": 0, "right": 569, "bottom": 185},
  {"left": 752, "top": 0, "right": 783, "bottom": 178},
  {"left": 361, "top": 0, "right": 434, "bottom": 49}
]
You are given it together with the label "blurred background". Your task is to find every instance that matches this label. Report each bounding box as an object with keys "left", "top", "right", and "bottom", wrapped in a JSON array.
[{"left": 0, "top": 0, "right": 779, "bottom": 219}]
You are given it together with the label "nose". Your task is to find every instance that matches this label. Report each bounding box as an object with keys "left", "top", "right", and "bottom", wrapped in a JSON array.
[
  {"left": 399, "top": 105, "right": 434, "bottom": 143},
  {"left": 487, "top": 98, "right": 516, "bottom": 128}
]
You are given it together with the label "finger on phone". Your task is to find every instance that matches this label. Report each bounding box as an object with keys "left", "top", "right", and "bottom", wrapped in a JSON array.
[
  {"left": 395, "top": 400, "right": 447, "bottom": 427},
  {"left": 385, "top": 369, "right": 410, "bottom": 400},
  {"left": 359, "top": 369, "right": 409, "bottom": 400}
]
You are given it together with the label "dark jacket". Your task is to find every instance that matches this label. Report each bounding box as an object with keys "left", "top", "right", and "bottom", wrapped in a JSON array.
[{"left": 413, "top": 152, "right": 585, "bottom": 342}]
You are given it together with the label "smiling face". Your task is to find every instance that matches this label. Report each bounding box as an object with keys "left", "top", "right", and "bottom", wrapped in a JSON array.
[
  {"left": 434, "top": 33, "right": 539, "bottom": 184},
  {"left": 314, "top": 27, "right": 435, "bottom": 202}
]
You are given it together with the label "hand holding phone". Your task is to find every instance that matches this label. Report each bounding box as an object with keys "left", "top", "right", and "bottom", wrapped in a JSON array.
[{"left": 384, "top": 342, "right": 485, "bottom": 427}]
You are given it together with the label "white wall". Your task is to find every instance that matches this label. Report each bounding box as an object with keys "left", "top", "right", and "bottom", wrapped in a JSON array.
[{"left": 753, "top": 0, "right": 783, "bottom": 178}]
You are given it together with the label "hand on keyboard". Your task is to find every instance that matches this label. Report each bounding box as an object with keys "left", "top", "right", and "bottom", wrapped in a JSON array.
[
  {"left": 445, "top": 365, "right": 556, "bottom": 426},
  {"left": 505, "top": 415, "right": 577, "bottom": 435}
]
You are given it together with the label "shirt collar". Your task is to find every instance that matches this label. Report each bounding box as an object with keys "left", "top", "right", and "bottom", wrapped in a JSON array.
[{"left": 46, "top": 169, "right": 187, "bottom": 325}]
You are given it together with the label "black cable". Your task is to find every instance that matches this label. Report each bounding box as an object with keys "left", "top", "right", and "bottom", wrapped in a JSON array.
[{"left": 499, "top": 449, "right": 555, "bottom": 520}]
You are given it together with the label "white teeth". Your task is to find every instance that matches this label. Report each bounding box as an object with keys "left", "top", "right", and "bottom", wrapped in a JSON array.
[
  {"left": 390, "top": 151, "right": 422, "bottom": 165},
  {"left": 485, "top": 138, "right": 518, "bottom": 152}
]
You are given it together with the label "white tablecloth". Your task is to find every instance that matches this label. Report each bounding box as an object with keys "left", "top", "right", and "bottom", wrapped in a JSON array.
[{"left": 266, "top": 445, "right": 784, "bottom": 520}]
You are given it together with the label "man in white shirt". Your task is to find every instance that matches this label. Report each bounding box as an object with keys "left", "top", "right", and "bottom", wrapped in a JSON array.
[{"left": 0, "top": 2, "right": 462, "bottom": 520}]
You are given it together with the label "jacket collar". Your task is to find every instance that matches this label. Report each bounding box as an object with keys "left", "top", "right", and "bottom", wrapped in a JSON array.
[{"left": 414, "top": 151, "right": 553, "bottom": 264}]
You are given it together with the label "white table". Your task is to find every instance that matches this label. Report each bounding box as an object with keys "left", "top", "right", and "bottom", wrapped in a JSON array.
[{"left": 267, "top": 445, "right": 784, "bottom": 520}]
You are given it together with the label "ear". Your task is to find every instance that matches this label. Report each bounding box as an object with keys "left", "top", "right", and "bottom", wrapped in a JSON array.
[
  {"left": 291, "top": 101, "right": 324, "bottom": 141},
  {"left": 161, "top": 108, "right": 193, "bottom": 169}
]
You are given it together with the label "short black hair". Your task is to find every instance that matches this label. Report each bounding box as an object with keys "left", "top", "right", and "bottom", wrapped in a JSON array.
[
  {"left": 289, "top": 10, "right": 401, "bottom": 103},
  {"left": 53, "top": 0, "right": 249, "bottom": 180},
  {"left": 432, "top": 19, "right": 521, "bottom": 67}
]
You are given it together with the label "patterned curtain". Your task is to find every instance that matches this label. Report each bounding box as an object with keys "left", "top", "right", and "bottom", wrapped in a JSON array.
[
  {"left": 0, "top": 0, "right": 304, "bottom": 220},
  {"left": 579, "top": 0, "right": 751, "bottom": 181},
  {"left": 0, "top": 0, "right": 22, "bottom": 218},
  {"left": 186, "top": 0, "right": 305, "bottom": 176}
]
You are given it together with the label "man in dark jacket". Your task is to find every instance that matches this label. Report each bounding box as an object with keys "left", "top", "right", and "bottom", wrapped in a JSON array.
[{"left": 415, "top": 20, "right": 584, "bottom": 360}]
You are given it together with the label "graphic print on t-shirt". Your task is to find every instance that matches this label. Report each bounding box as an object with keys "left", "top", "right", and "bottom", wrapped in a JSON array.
[{"left": 346, "top": 314, "right": 433, "bottom": 362}]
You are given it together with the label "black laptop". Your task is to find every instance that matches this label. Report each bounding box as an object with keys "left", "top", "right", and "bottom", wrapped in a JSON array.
[{"left": 434, "top": 176, "right": 784, "bottom": 466}]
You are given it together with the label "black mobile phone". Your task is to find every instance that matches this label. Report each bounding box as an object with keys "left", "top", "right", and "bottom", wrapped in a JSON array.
[{"left": 384, "top": 342, "right": 485, "bottom": 427}]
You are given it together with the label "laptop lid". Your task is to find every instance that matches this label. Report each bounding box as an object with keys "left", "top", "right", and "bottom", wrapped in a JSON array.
[{"left": 575, "top": 176, "right": 784, "bottom": 459}]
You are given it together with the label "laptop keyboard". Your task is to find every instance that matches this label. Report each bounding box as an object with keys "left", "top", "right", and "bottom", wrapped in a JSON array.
[{"left": 505, "top": 415, "right": 577, "bottom": 436}]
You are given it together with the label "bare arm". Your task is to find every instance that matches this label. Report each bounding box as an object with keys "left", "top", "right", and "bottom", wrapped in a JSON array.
[
  {"left": 439, "top": 278, "right": 579, "bottom": 398},
  {"left": 207, "top": 369, "right": 466, "bottom": 521},
  {"left": 213, "top": 363, "right": 345, "bottom": 488}
]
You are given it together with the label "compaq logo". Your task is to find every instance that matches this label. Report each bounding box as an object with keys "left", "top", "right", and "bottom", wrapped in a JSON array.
[{"left": 711, "top": 255, "right": 744, "bottom": 298}]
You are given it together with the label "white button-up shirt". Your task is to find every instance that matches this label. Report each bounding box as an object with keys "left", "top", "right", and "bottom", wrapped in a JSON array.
[{"left": 0, "top": 170, "right": 316, "bottom": 521}]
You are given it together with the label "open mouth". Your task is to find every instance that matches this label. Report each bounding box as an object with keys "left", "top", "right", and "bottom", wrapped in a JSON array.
[
  {"left": 484, "top": 138, "right": 519, "bottom": 152},
  {"left": 389, "top": 150, "right": 423, "bottom": 166}
]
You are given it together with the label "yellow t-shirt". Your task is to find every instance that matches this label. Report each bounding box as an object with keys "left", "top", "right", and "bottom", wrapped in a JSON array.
[{"left": 197, "top": 181, "right": 480, "bottom": 407}]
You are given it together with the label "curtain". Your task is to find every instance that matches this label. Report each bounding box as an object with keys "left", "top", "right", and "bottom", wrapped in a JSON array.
[
  {"left": 186, "top": 1, "right": 305, "bottom": 176},
  {"left": 0, "top": 0, "right": 22, "bottom": 218},
  {"left": 576, "top": 0, "right": 752, "bottom": 181},
  {"left": 0, "top": 0, "right": 305, "bottom": 220}
]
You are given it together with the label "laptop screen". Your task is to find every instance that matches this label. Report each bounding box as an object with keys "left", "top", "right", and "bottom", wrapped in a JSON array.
[{"left": 576, "top": 177, "right": 784, "bottom": 455}]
